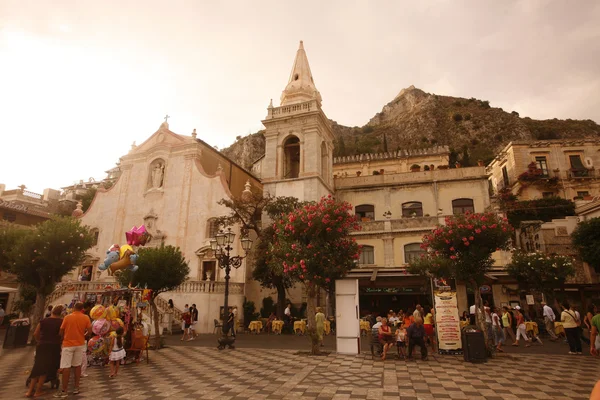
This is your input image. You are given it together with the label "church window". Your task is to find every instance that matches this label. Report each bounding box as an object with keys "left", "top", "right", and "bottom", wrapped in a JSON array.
[
  {"left": 359, "top": 245, "right": 374, "bottom": 265},
  {"left": 206, "top": 218, "right": 219, "bottom": 239},
  {"left": 355, "top": 204, "right": 375, "bottom": 221},
  {"left": 404, "top": 243, "right": 425, "bottom": 264},
  {"left": 320, "top": 142, "right": 328, "bottom": 180},
  {"left": 402, "top": 202, "right": 423, "bottom": 217},
  {"left": 283, "top": 136, "right": 300, "bottom": 179}
]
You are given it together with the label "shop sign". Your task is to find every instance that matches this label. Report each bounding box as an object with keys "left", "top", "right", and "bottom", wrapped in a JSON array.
[{"left": 361, "top": 287, "right": 422, "bottom": 294}]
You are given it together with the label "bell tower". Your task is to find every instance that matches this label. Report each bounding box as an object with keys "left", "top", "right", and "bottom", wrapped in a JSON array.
[{"left": 261, "top": 41, "right": 334, "bottom": 201}]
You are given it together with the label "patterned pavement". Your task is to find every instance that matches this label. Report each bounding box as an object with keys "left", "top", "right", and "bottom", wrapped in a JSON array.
[{"left": 0, "top": 344, "right": 597, "bottom": 399}]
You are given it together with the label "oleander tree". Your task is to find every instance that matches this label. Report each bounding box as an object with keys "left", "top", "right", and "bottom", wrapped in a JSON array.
[
  {"left": 117, "top": 244, "right": 189, "bottom": 349},
  {"left": 7, "top": 217, "right": 95, "bottom": 342},
  {"left": 506, "top": 251, "right": 575, "bottom": 306},
  {"left": 271, "top": 195, "right": 361, "bottom": 355},
  {"left": 408, "top": 212, "right": 513, "bottom": 348}
]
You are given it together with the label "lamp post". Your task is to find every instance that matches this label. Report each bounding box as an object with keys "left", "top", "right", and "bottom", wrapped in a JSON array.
[{"left": 210, "top": 227, "right": 253, "bottom": 349}]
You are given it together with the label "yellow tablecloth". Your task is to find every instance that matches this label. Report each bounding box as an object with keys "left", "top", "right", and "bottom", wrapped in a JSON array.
[
  {"left": 294, "top": 320, "right": 306, "bottom": 334},
  {"left": 460, "top": 321, "right": 469, "bottom": 329},
  {"left": 360, "top": 320, "right": 370, "bottom": 332},
  {"left": 525, "top": 321, "right": 539, "bottom": 335},
  {"left": 249, "top": 320, "right": 263, "bottom": 333},
  {"left": 272, "top": 320, "right": 284, "bottom": 334},
  {"left": 323, "top": 320, "right": 331, "bottom": 335},
  {"left": 554, "top": 322, "right": 565, "bottom": 335}
]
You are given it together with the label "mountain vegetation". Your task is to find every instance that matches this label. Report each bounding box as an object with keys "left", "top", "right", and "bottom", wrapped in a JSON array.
[{"left": 222, "top": 86, "right": 600, "bottom": 169}]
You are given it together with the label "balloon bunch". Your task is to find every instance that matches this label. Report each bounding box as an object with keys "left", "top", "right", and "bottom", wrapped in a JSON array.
[
  {"left": 88, "top": 304, "right": 125, "bottom": 360},
  {"left": 98, "top": 225, "right": 151, "bottom": 275}
]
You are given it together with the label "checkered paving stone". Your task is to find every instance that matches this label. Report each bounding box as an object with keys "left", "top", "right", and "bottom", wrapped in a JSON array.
[{"left": 0, "top": 345, "right": 597, "bottom": 399}]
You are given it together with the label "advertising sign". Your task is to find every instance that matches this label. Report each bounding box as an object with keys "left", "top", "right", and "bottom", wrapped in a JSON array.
[{"left": 434, "top": 287, "right": 462, "bottom": 351}]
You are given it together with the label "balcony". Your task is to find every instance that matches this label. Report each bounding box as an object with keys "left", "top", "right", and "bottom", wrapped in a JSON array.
[
  {"left": 567, "top": 168, "right": 596, "bottom": 179},
  {"left": 354, "top": 216, "right": 438, "bottom": 235},
  {"left": 335, "top": 166, "right": 487, "bottom": 189}
]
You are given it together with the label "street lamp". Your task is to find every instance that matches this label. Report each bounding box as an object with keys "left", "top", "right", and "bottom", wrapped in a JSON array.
[{"left": 210, "top": 227, "right": 253, "bottom": 349}]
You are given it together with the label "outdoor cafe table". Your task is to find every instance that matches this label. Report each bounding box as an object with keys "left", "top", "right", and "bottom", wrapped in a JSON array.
[
  {"left": 294, "top": 320, "right": 307, "bottom": 335},
  {"left": 272, "top": 320, "right": 284, "bottom": 334},
  {"left": 323, "top": 320, "right": 331, "bottom": 335},
  {"left": 554, "top": 322, "right": 565, "bottom": 335},
  {"left": 525, "top": 321, "right": 539, "bottom": 335},
  {"left": 249, "top": 320, "right": 263, "bottom": 333},
  {"left": 360, "top": 320, "right": 370, "bottom": 334}
]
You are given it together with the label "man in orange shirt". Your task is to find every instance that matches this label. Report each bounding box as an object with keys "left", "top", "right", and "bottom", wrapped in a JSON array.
[{"left": 54, "top": 302, "right": 91, "bottom": 398}]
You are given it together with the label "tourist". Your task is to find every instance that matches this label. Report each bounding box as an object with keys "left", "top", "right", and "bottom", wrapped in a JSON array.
[
  {"left": 388, "top": 311, "right": 398, "bottom": 325},
  {"left": 512, "top": 306, "right": 531, "bottom": 348},
  {"left": 54, "top": 302, "right": 91, "bottom": 398},
  {"left": 491, "top": 307, "right": 505, "bottom": 352},
  {"left": 584, "top": 304, "right": 597, "bottom": 344},
  {"left": 181, "top": 303, "right": 189, "bottom": 332},
  {"left": 395, "top": 321, "right": 407, "bottom": 359},
  {"left": 423, "top": 306, "right": 436, "bottom": 352},
  {"left": 190, "top": 304, "right": 198, "bottom": 338},
  {"left": 165, "top": 299, "right": 174, "bottom": 335},
  {"left": 232, "top": 306, "right": 238, "bottom": 337},
  {"left": 502, "top": 306, "right": 516, "bottom": 344},
  {"left": 397, "top": 309, "right": 405, "bottom": 323},
  {"left": 404, "top": 308, "right": 414, "bottom": 327},
  {"left": 413, "top": 304, "right": 423, "bottom": 320},
  {"left": 284, "top": 303, "right": 292, "bottom": 332},
  {"left": 561, "top": 302, "right": 582, "bottom": 355},
  {"left": 315, "top": 307, "right": 325, "bottom": 347},
  {"left": 265, "top": 312, "right": 277, "bottom": 333},
  {"left": 378, "top": 318, "right": 394, "bottom": 361},
  {"left": 26, "top": 305, "right": 63, "bottom": 398},
  {"left": 541, "top": 301, "right": 558, "bottom": 341},
  {"left": 181, "top": 310, "right": 192, "bottom": 341},
  {"left": 407, "top": 317, "right": 428, "bottom": 361},
  {"left": 372, "top": 316, "right": 383, "bottom": 330},
  {"left": 575, "top": 305, "right": 590, "bottom": 346},
  {"left": 460, "top": 311, "right": 469, "bottom": 322},
  {"left": 45, "top": 305, "right": 53, "bottom": 319},
  {"left": 80, "top": 302, "right": 93, "bottom": 378},
  {"left": 590, "top": 308, "right": 600, "bottom": 357},
  {"left": 469, "top": 303, "right": 476, "bottom": 325},
  {"left": 484, "top": 302, "right": 493, "bottom": 346},
  {"left": 108, "top": 327, "right": 126, "bottom": 378}
]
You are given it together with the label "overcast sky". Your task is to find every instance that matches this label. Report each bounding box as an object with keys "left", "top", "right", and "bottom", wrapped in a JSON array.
[{"left": 2, "top": 1, "right": 599, "bottom": 193}]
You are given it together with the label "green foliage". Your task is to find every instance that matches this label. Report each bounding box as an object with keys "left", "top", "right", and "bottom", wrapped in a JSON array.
[
  {"left": 243, "top": 298, "right": 260, "bottom": 328},
  {"left": 0, "top": 224, "right": 26, "bottom": 273},
  {"left": 506, "top": 251, "right": 575, "bottom": 298},
  {"left": 80, "top": 187, "right": 97, "bottom": 213},
  {"left": 505, "top": 198, "right": 575, "bottom": 228},
  {"left": 408, "top": 212, "right": 513, "bottom": 285},
  {"left": 260, "top": 296, "right": 275, "bottom": 317},
  {"left": 117, "top": 244, "right": 189, "bottom": 296},
  {"left": 354, "top": 135, "right": 381, "bottom": 154},
  {"left": 8, "top": 217, "right": 95, "bottom": 294},
  {"left": 252, "top": 226, "right": 296, "bottom": 291},
  {"left": 12, "top": 284, "right": 37, "bottom": 315},
  {"left": 382, "top": 133, "right": 388, "bottom": 152},
  {"left": 511, "top": 111, "right": 520, "bottom": 117},
  {"left": 362, "top": 126, "right": 374, "bottom": 134},
  {"left": 479, "top": 100, "right": 490, "bottom": 108},
  {"left": 464, "top": 113, "right": 471, "bottom": 121},
  {"left": 272, "top": 196, "right": 361, "bottom": 288},
  {"left": 572, "top": 217, "right": 600, "bottom": 270},
  {"left": 452, "top": 112, "right": 463, "bottom": 122},
  {"left": 334, "top": 136, "right": 347, "bottom": 157}
]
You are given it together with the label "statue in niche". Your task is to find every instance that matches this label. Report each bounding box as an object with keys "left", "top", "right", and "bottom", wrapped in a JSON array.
[{"left": 151, "top": 163, "right": 165, "bottom": 188}]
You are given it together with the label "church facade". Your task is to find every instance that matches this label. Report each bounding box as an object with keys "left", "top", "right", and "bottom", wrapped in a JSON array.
[{"left": 48, "top": 41, "right": 518, "bottom": 333}]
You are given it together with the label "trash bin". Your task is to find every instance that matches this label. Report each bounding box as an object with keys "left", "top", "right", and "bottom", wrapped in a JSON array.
[
  {"left": 3, "top": 319, "right": 31, "bottom": 349},
  {"left": 462, "top": 326, "right": 487, "bottom": 363}
]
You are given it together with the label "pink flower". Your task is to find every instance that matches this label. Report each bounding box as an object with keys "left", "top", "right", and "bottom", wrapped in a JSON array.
[
  {"left": 450, "top": 255, "right": 457, "bottom": 260},
  {"left": 450, "top": 247, "right": 455, "bottom": 251},
  {"left": 469, "top": 236, "right": 474, "bottom": 241},
  {"left": 325, "top": 278, "right": 331, "bottom": 283},
  {"left": 462, "top": 237, "right": 467, "bottom": 241},
  {"left": 464, "top": 242, "right": 470, "bottom": 246}
]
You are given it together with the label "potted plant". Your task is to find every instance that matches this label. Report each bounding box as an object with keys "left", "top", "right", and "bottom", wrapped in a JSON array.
[
  {"left": 477, "top": 160, "right": 485, "bottom": 167},
  {"left": 379, "top": 169, "right": 385, "bottom": 175},
  {"left": 424, "top": 165, "right": 430, "bottom": 171},
  {"left": 573, "top": 196, "right": 584, "bottom": 201},
  {"left": 430, "top": 164, "right": 435, "bottom": 170},
  {"left": 438, "top": 165, "right": 449, "bottom": 170},
  {"left": 455, "top": 162, "right": 461, "bottom": 168},
  {"left": 410, "top": 164, "right": 421, "bottom": 172},
  {"left": 356, "top": 171, "right": 362, "bottom": 176}
]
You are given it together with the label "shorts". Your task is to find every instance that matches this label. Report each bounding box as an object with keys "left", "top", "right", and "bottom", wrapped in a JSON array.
[
  {"left": 424, "top": 324, "right": 434, "bottom": 336},
  {"left": 60, "top": 345, "right": 85, "bottom": 369},
  {"left": 185, "top": 323, "right": 191, "bottom": 329},
  {"left": 396, "top": 341, "right": 406, "bottom": 348}
]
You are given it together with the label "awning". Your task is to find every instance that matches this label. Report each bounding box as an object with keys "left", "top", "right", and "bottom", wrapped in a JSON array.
[{"left": 0, "top": 286, "right": 18, "bottom": 293}]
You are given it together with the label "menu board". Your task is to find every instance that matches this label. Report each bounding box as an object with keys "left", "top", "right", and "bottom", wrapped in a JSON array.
[{"left": 434, "top": 288, "right": 462, "bottom": 351}]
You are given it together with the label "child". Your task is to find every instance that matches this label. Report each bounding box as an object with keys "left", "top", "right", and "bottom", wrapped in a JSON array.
[
  {"left": 395, "top": 322, "right": 407, "bottom": 359},
  {"left": 109, "top": 327, "right": 126, "bottom": 378},
  {"left": 181, "top": 311, "right": 192, "bottom": 341}
]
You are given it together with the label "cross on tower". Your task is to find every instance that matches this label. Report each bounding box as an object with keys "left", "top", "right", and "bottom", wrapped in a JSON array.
[{"left": 164, "top": 114, "right": 170, "bottom": 123}]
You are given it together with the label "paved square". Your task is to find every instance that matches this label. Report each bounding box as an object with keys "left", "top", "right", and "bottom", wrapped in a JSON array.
[{"left": 1, "top": 345, "right": 597, "bottom": 399}]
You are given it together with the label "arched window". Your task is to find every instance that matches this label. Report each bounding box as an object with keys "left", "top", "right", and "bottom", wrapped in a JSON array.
[
  {"left": 360, "top": 245, "right": 375, "bottom": 265},
  {"left": 283, "top": 136, "right": 300, "bottom": 179},
  {"left": 355, "top": 204, "right": 375, "bottom": 221},
  {"left": 206, "top": 218, "right": 219, "bottom": 239},
  {"left": 404, "top": 243, "right": 425, "bottom": 264},
  {"left": 402, "top": 202, "right": 423, "bottom": 217},
  {"left": 320, "top": 142, "right": 328, "bottom": 180},
  {"left": 452, "top": 198, "right": 474, "bottom": 215}
]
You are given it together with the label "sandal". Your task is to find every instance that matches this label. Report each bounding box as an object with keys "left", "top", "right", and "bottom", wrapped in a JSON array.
[{"left": 25, "top": 393, "right": 34, "bottom": 398}]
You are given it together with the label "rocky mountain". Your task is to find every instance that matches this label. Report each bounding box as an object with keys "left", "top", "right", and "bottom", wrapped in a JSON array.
[{"left": 222, "top": 86, "right": 600, "bottom": 170}]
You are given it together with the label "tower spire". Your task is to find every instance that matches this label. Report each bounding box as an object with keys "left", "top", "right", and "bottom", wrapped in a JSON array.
[{"left": 280, "top": 40, "right": 322, "bottom": 106}]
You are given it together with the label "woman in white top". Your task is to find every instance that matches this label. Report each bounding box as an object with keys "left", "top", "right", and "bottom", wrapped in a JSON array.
[{"left": 561, "top": 302, "right": 582, "bottom": 354}]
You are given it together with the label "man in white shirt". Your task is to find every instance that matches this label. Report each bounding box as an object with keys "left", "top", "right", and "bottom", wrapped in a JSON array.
[
  {"left": 469, "top": 304, "right": 476, "bottom": 325},
  {"left": 542, "top": 301, "right": 558, "bottom": 340},
  {"left": 413, "top": 305, "right": 423, "bottom": 320},
  {"left": 372, "top": 316, "right": 383, "bottom": 330}
]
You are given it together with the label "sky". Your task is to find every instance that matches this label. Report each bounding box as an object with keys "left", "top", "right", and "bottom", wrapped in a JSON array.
[{"left": 1, "top": 1, "right": 599, "bottom": 193}]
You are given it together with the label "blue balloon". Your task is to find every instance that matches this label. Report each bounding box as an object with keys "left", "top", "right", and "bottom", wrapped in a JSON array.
[{"left": 99, "top": 251, "right": 119, "bottom": 271}]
